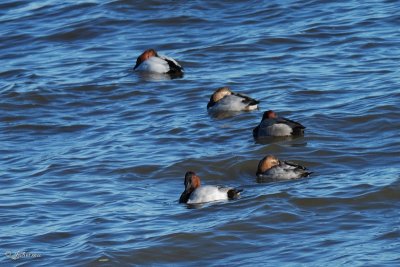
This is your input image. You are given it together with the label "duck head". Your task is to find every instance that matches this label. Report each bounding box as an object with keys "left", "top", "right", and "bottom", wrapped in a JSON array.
[
  {"left": 133, "top": 49, "right": 158, "bottom": 70},
  {"left": 256, "top": 155, "right": 280, "bottom": 175},
  {"left": 207, "top": 87, "right": 232, "bottom": 108},
  {"left": 179, "top": 171, "right": 201, "bottom": 203},
  {"left": 262, "top": 110, "right": 278, "bottom": 120}
]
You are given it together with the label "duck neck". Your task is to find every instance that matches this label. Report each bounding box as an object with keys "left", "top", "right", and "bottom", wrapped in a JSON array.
[{"left": 179, "top": 190, "right": 192, "bottom": 203}]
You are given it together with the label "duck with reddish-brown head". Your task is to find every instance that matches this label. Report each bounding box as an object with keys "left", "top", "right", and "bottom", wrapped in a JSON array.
[
  {"left": 179, "top": 171, "right": 242, "bottom": 204},
  {"left": 133, "top": 49, "right": 183, "bottom": 76},
  {"left": 253, "top": 110, "right": 305, "bottom": 139},
  {"left": 256, "top": 155, "right": 312, "bottom": 181},
  {"left": 207, "top": 87, "right": 259, "bottom": 112}
]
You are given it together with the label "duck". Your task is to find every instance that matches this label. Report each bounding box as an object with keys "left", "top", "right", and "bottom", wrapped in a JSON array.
[
  {"left": 207, "top": 87, "right": 259, "bottom": 112},
  {"left": 256, "top": 155, "right": 312, "bottom": 180},
  {"left": 179, "top": 171, "right": 242, "bottom": 204},
  {"left": 253, "top": 110, "right": 305, "bottom": 138},
  {"left": 133, "top": 49, "right": 183, "bottom": 75}
]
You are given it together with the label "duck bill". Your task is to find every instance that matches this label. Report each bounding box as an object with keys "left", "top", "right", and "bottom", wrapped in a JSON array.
[{"left": 185, "top": 183, "right": 192, "bottom": 192}]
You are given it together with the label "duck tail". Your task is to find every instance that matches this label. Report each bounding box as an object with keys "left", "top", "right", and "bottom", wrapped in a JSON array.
[
  {"left": 227, "top": 188, "right": 243, "bottom": 199},
  {"left": 292, "top": 126, "right": 305, "bottom": 136},
  {"left": 234, "top": 92, "right": 260, "bottom": 106},
  {"left": 247, "top": 98, "right": 260, "bottom": 106},
  {"left": 165, "top": 58, "right": 184, "bottom": 75}
]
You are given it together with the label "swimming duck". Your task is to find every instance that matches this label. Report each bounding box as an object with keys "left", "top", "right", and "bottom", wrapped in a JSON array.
[
  {"left": 207, "top": 87, "right": 259, "bottom": 112},
  {"left": 133, "top": 49, "right": 183, "bottom": 75},
  {"left": 179, "top": 171, "right": 242, "bottom": 204},
  {"left": 253, "top": 110, "right": 305, "bottom": 138},
  {"left": 256, "top": 155, "right": 312, "bottom": 180}
]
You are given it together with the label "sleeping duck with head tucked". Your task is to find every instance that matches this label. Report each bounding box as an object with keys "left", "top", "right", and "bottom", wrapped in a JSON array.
[
  {"left": 133, "top": 49, "right": 183, "bottom": 76},
  {"left": 253, "top": 110, "right": 305, "bottom": 139},
  {"left": 207, "top": 87, "right": 259, "bottom": 112},
  {"left": 256, "top": 155, "right": 312, "bottom": 181}
]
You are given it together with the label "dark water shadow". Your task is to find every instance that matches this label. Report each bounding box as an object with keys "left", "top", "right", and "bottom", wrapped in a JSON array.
[
  {"left": 185, "top": 203, "right": 205, "bottom": 209},
  {"left": 182, "top": 198, "right": 241, "bottom": 209},
  {"left": 254, "top": 135, "right": 307, "bottom": 146},
  {"left": 256, "top": 175, "right": 312, "bottom": 184},
  {"left": 207, "top": 110, "right": 243, "bottom": 119}
]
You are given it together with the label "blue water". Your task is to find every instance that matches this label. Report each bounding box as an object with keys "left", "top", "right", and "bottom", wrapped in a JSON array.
[{"left": 1, "top": 1, "right": 399, "bottom": 266}]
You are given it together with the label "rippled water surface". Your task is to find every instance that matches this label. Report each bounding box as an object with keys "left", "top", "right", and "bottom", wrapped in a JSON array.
[{"left": 1, "top": 0, "right": 400, "bottom": 266}]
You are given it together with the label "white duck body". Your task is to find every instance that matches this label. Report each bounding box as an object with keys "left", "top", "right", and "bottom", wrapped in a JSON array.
[
  {"left": 210, "top": 94, "right": 258, "bottom": 112},
  {"left": 256, "top": 156, "right": 312, "bottom": 181},
  {"left": 259, "top": 162, "right": 309, "bottom": 180},
  {"left": 133, "top": 49, "right": 183, "bottom": 75},
  {"left": 187, "top": 185, "right": 232, "bottom": 204},
  {"left": 257, "top": 119, "right": 294, "bottom": 136},
  {"left": 179, "top": 171, "right": 242, "bottom": 204},
  {"left": 253, "top": 111, "right": 306, "bottom": 138},
  {"left": 207, "top": 87, "right": 259, "bottom": 112},
  {"left": 136, "top": 55, "right": 182, "bottom": 74}
]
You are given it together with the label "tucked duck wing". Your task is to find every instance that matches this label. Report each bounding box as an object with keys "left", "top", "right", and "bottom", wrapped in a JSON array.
[
  {"left": 281, "top": 161, "right": 305, "bottom": 170},
  {"left": 159, "top": 55, "right": 183, "bottom": 74},
  {"left": 280, "top": 117, "right": 305, "bottom": 128},
  {"left": 232, "top": 92, "right": 260, "bottom": 106},
  {"left": 281, "top": 161, "right": 312, "bottom": 177},
  {"left": 279, "top": 117, "right": 305, "bottom": 135}
]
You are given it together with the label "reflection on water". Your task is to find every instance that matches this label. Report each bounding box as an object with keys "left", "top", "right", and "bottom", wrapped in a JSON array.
[
  {"left": 207, "top": 109, "right": 243, "bottom": 119},
  {"left": 253, "top": 135, "right": 306, "bottom": 145}
]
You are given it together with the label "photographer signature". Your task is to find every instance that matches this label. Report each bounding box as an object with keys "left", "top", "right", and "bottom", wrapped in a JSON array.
[{"left": 4, "top": 251, "right": 42, "bottom": 260}]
